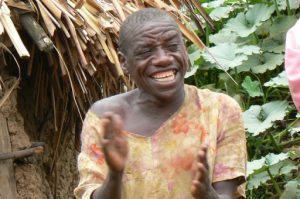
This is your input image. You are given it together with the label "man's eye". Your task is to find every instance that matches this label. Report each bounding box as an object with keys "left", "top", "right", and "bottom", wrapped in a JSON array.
[
  {"left": 166, "top": 44, "right": 179, "bottom": 51},
  {"left": 137, "top": 49, "right": 152, "bottom": 57},
  {"left": 141, "top": 49, "right": 152, "bottom": 54}
]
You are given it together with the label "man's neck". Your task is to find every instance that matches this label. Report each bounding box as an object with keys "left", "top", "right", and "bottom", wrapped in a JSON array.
[{"left": 132, "top": 86, "right": 186, "bottom": 117}]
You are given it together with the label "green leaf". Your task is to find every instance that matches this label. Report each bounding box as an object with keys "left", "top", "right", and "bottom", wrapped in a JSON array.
[
  {"left": 247, "top": 160, "right": 297, "bottom": 190},
  {"left": 246, "top": 4, "right": 275, "bottom": 29},
  {"left": 185, "top": 65, "right": 198, "bottom": 78},
  {"left": 264, "top": 71, "right": 288, "bottom": 88},
  {"left": 188, "top": 49, "right": 201, "bottom": 65},
  {"left": 186, "top": 49, "right": 203, "bottom": 78},
  {"left": 202, "top": 0, "right": 225, "bottom": 8},
  {"left": 242, "top": 76, "right": 263, "bottom": 97},
  {"left": 243, "top": 101, "right": 289, "bottom": 135},
  {"left": 261, "top": 37, "right": 284, "bottom": 53},
  {"left": 203, "top": 43, "right": 260, "bottom": 71},
  {"left": 247, "top": 157, "right": 267, "bottom": 176},
  {"left": 265, "top": 153, "right": 289, "bottom": 165},
  {"left": 280, "top": 180, "right": 300, "bottom": 199},
  {"left": 237, "top": 53, "right": 284, "bottom": 74},
  {"left": 225, "top": 13, "right": 256, "bottom": 37},
  {"left": 269, "top": 15, "right": 298, "bottom": 37},
  {"left": 277, "top": 0, "right": 300, "bottom": 10},
  {"left": 236, "top": 45, "right": 261, "bottom": 55},
  {"left": 247, "top": 153, "right": 289, "bottom": 176},
  {"left": 288, "top": 127, "right": 300, "bottom": 138},
  {"left": 256, "top": 20, "right": 272, "bottom": 38},
  {"left": 209, "top": 6, "right": 234, "bottom": 21},
  {"left": 209, "top": 29, "right": 238, "bottom": 44},
  {"left": 251, "top": 53, "right": 284, "bottom": 73},
  {"left": 224, "top": 4, "right": 275, "bottom": 37}
]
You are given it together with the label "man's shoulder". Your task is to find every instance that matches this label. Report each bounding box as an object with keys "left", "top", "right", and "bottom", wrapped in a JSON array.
[
  {"left": 185, "top": 84, "right": 224, "bottom": 98},
  {"left": 90, "top": 91, "right": 133, "bottom": 118},
  {"left": 185, "top": 84, "right": 241, "bottom": 109}
]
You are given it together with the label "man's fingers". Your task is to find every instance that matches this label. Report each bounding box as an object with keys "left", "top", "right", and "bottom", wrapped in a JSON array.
[
  {"left": 102, "top": 112, "right": 123, "bottom": 139},
  {"left": 111, "top": 113, "right": 123, "bottom": 135},
  {"left": 197, "top": 145, "right": 209, "bottom": 169},
  {"left": 102, "top": 118, "right": 112, "bottom": 139}
]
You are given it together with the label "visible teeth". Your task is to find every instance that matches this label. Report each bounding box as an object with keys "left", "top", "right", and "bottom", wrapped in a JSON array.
[
  {"left": 155, "top": 74, "right": 175, "bottom": 81},
  {"left": 152, "top": 70, "right": 176, "bottom": 80}
]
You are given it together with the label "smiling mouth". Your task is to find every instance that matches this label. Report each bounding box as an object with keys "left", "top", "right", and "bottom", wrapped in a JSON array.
[{"left": 151, "top": 70, "right": 177, "bottom": 82}]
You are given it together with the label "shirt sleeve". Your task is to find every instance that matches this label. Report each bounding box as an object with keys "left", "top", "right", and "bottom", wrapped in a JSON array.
[
  {"left": 212, "top": 94, "right": 247, "bottom": 198},
  {"left": 285, "top": 19, "right": 300, "bottom": 111},
  {"left": 74, "top": 111, "right": 109, "bottom": 199}
]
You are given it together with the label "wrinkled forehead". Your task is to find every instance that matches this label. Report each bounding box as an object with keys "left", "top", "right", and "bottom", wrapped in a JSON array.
[
  {"left": 134, "top": 21, "right": 180, "bottom": 38},
  {"left": 119, "top": 20, "right": 182, "bottom": 53}
]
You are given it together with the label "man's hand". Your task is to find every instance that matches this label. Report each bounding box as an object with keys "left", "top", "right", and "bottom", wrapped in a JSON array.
[
  {"left": 191, "top": 144, "right": 218, "bottom": 199},
  {"left": 101, "top": 112, "right": 128, "bottom": 173}
]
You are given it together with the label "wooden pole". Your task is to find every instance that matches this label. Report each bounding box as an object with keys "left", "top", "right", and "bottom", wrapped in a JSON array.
[
  {"left": 0, "top": 113, "right": 18, "bottom": 199},
  {"left": 0, "top": 146, "right": 44, "bottom": 161},
  {"left": 19, "top": 13, "right": 54, "bottom": 52}
]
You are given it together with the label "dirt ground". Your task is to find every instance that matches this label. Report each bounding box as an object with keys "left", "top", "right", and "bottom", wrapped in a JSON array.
[{"left": 0, "top": 72, "right": 79, "bottom": 199}]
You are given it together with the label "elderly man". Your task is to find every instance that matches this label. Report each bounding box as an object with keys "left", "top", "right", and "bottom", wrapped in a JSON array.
[{"left": 74, "top": 8, "right": 246, "bottom": 199}]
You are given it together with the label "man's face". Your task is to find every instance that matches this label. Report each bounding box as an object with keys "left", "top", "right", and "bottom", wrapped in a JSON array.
[{"left": 120, "top": 21, "right": 188, "bottom": 99}]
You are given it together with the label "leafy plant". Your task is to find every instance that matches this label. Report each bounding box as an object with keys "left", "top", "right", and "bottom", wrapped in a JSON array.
[{"left": 186, "top": 0, "right": 300, "bottom": 198}]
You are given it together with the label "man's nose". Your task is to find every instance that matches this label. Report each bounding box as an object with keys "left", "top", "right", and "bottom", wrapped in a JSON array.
[{"left": 151, "top": 47, "right": 173, "bottom": 67}]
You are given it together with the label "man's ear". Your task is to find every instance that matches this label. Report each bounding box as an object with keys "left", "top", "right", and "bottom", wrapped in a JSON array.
[{"left": 118, "top": 51, "right": 129, "bottom": 75}]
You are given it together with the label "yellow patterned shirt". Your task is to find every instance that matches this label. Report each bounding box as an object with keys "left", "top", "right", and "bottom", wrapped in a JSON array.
[{"left": 74, "top": 85, "right": 247, "bottom": 199}]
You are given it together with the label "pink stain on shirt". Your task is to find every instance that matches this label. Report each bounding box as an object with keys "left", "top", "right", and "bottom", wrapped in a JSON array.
[{"left": 213, "top": 163, "right": 230, "bottom": 177}]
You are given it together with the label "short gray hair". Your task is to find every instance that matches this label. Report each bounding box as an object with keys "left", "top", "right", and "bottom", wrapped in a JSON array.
[{"left": 118, "top": 8, "right": 180, "bottom": 54}]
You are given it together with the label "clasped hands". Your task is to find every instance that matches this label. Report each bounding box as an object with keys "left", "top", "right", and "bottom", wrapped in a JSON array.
[{"left": 101, "top": 112, "right": 216, "bottom": 199}]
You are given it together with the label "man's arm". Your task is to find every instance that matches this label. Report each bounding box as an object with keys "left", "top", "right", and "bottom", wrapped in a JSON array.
[
  {"left": 91, "top": 112, "right": 128, "bottom": 199},
  {"left": 212, "top": 179, "right": 241, "bottom": 199},
  {"left": 191, "top": 145, "right": 241, "bottom": 199},
  {"left": 91, "top": 171, "right": 123, "bottom": 199}
]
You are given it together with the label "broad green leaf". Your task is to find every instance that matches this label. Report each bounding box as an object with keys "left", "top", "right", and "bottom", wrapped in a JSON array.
[
  {"left": 188, "top": 49, "right": 202, "bottom": 66},
  {"left": 186, "top": 50, "right": 203, "bottom": 78},
  {"left": 247, "top": 169, "right": 270, "bottom": 190},
  {"left": 243, "top": 101, "right": 289, "bottom": 135},
  {"left": 187, "top": 44, "right": 199, "bottom": 54},
  {"left": 265, "top": 153, "right": 289, "bottom": 165},
  {"left": 218, "top": 72, "right": 240, "bottom": 96},
  {"left": 247, "top": 157, "right": 267, "bottom": 176},
  {"left": 203, "top": 43, "right": 260, "bottom": 70},
  {"left": 185, "top": 65, "right": 198, "bottom": 78},
  {"left": 264, "top": 71, "right": 288, "bottom": 88},
  {"left": 242, "top": 76, "right": 263, "bottom": 97},
  {"left": 280, "top": 180, "right": 300, "bottom": 199},
  {"left": 256, "top": 20, "right": 272, "bottom": 37},
  {"left": 288, "top": 127, "right": 300, "bottom": 138},
  {"left": 209, "top": 29, "right": 238, "bottom": 44},
  {"left": 246, "top": 4, "right": 275, "bottom": 28},
  {"left": 202, "top": 0, "right": 225, "bottom": 8},
  {"left": 261, "top": 37, "right": 284, "bottom": 53},
  {"left": 247, "top": 160, "right": 297, "bottom": 190},
  {"left": 225, "top": 4, "right": 275, "bottom": 37},
  {"left": 251, "top": 53, "right": 284, "bottom": 73},
  {"left": 225, "top": 13, "right": 256, "bottom": 37},
  {"left": 209, "top": 6, "right": 234, "bottom": 21},
  {"left": 269, "top": 15, "right": 298, "bottom": 37},
  {"left": 237, "top": 45, "right": 260, "bottom": 55},
  {"left": 277, "top": 0, "right": 300, "bottom": 10},
  {"left": 238, "top": 53, "right": 284, "bottom": 74},
  {"left": 247, "top": 153, "right": 289, "bottom": 176}
]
